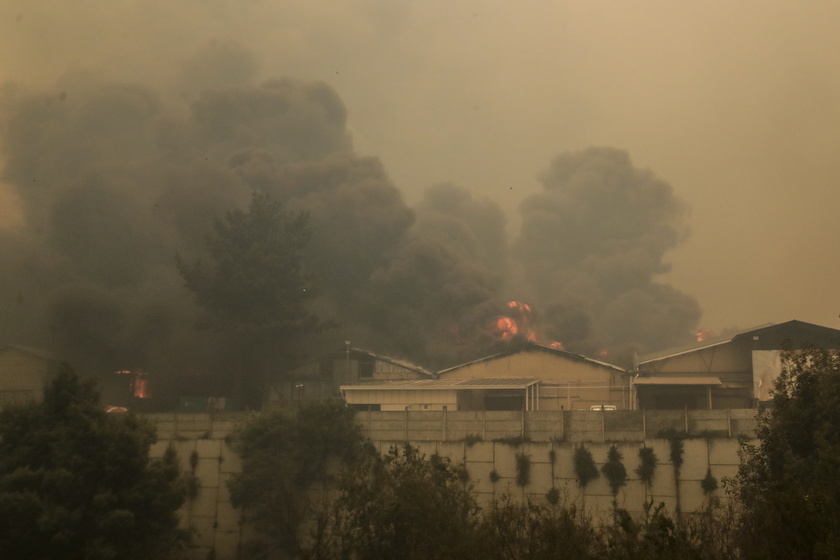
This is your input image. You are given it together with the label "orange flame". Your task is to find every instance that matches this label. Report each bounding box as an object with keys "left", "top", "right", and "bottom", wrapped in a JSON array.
[
  {"left": 695, "top": 328, "right": 714, "bottom": 342},
  {"left": 489, "top": 301, "right": 568, "bottom": 350},
  {"left": 494, "top": 316, "right": 519, "bottom": 341},
  {"left": 507, "top": 301, "right": 532, "bottom": 314}
]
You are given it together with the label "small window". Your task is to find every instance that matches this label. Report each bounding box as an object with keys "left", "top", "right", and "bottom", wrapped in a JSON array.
[{"left": 359, "top": 358, "right": 375, "bottom": 378}]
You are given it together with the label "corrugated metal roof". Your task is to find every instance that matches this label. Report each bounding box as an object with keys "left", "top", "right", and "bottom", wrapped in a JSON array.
[
  {"left": 436, "top": 343, "right": 626, "bottom": 375},
  {"left": 637, "top": 320, "right": 840, "bottom": 365},
  {"left": 340, "top": 377, "right": 540, "bottom": 391},
  {"left": 633, "top": 376, "right": 722, "bottom": 386},
  {"left": 637, "top": 324, "right": 776, "bottom": 364}
]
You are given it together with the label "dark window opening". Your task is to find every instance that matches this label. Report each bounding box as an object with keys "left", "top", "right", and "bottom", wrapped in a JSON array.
[
  {"left": 484, "top": 395, "right": 524, "bottom": 411},
  {"left": 359, "top": 358, "right": 375, "bottom": 378}
]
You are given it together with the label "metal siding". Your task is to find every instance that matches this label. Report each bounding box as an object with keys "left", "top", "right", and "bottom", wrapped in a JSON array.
[
  {"left": 442, "top": 350, "right": 620, "bottom": 384},
  {"left": 440, "top": 350, "right": 628, "bottom": 410}
]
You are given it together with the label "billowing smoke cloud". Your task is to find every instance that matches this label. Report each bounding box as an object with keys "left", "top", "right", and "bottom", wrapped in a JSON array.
[
  {"left": 0, "top": 47, "right": 700, "bottom": 390},
  {"left": 513, "top": 147, "right": 701, "bottom": 362}
]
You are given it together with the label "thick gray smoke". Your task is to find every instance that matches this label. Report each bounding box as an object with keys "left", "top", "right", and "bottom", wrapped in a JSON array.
[
  {"left": 0, "top": 55, "right": 699, "bottom": 388},
  {"left": 513, "top": 147, "right": 701, "bottom": 363}
]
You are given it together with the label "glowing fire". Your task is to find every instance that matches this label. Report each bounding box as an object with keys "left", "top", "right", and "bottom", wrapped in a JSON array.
[
  {"left": 494, "top": 316, "right": 519, "bottom": 341},
  {"left": 487, "top": 300, "right": 566, "bottom": 349},
  {"left": 695, "top": 328, "right": 714, "bottom": 342},
  {"left": 133, "top": 374, "right": 149, "bottom": 399},
  {"left": 507, "top": 301, "right": 532, "bottom": 314},
  {"left": 114, "top": 369, "right": 150, "bottom": 399}
]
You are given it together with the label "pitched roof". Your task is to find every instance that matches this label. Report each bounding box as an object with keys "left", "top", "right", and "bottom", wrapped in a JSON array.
[
  {"left": 437, "top": 342, "right": 626, "bottom": 375},
  {"left": 341, "top": 377, "right": 541, "bottom": 391}
]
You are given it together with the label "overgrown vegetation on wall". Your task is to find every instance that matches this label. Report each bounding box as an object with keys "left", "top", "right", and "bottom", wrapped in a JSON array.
[
  {"left": 635, "top": 446, "right": 658, "bottom": 511},
  {"left": 515, "top": 452, "right": 531, "bottom": 487},
  {"left": 601, "top": 445, "right": 627, "bottom": 510},
  {"left": 573, "top": 445, "right": 599, "bottom": 489},
  {"left": 663, "top": 429, "right": 686, "bottom": 517}
]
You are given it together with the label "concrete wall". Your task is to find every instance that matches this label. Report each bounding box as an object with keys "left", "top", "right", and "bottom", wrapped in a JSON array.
[
  {"left": 146, "top": 413, "right": 244, "bottom": 560},
  {"left": 356, "top": 408, "right": 757, "bottom": 442},
  {"left": 373, "top": 437, "right": 745, "bottom": 519},
  {"left": 145, "top": 409, "right": 757, "bottom": 560}
]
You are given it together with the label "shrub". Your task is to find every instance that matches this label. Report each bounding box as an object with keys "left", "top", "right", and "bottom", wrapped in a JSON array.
[
  {"left": 515, "top": 452, "right": 531, "bottom": 487},
  {"left": 573, "top": 445, "right": 599, "bottom": 489},
  {"left": 601, "top": 445, "right": 627, "bottom": 499}
]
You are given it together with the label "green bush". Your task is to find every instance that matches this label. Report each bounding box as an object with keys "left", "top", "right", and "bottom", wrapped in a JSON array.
[{"left": 574, "top": 445, "right": 599, "bottom": 489}]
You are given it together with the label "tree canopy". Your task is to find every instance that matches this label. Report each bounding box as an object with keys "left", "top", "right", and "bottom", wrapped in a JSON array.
[
  {"left": 178, "top": 192, "right": 326, "bottom": 408},
  {"left": 227, "top": 401, "right": 367, "bottom": 559},
  {"left": 731, "top": 347, "right": 840, "bottom": 560},
  {"left": 0, "top": 364, "right": 185, "bottom": 560},
  {"left": 335, "top": 443, "right": 480, "bottom": 560}
]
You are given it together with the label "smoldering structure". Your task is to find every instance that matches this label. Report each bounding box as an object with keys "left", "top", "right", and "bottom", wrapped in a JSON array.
[{"left": 0, "top": 49, "right": 700, "bottom": 386}]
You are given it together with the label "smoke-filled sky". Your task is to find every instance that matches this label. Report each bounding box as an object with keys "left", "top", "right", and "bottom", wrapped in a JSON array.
[{"left": 2, "top": 1, "right": 840, "bottom": 373}]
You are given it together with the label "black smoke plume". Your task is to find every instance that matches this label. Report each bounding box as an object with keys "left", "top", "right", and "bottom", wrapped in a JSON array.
[{"left": 0, "top": 62, "right": 699, "bottom": 388}]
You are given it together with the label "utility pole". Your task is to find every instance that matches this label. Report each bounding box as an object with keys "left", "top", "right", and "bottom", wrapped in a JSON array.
[{"left": 345, "top": 340, "right": 351, "bottom": 382}]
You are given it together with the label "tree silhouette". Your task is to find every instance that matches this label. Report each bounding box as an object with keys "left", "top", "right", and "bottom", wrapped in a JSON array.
[{"left": 178, "top": 192, "right": 326, "bottom": 408}]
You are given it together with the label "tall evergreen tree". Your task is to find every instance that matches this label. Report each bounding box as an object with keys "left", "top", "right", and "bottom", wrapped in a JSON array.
[{"left": 178, "top": 192, "right": 326, "bottom": 409}]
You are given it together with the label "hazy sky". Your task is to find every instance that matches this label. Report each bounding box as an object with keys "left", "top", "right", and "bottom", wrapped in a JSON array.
[{"left": 2, "top": 0, "right": 839, "bottom": 337}]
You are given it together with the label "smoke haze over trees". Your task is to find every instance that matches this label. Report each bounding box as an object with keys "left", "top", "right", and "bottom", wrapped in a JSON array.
[{"left": 0, "top": 43, "right": 700, "bottom": 385}]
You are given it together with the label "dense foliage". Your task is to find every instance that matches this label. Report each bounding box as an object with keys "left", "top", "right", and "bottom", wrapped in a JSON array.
[
  {"left": 227, "top": 401, "right": 368, "bottom": 559},
  {"left": 0, "top": 365, "right": 185, "bottom": 560},
  {"left": 730, "top": 347, "right": 840, "bottom": 560},
  {"left": 334, "top": 444, "right": 481, "bottom": 560},
  {"left": 178, "top": 192, "right": 326, "bottom": 408}
]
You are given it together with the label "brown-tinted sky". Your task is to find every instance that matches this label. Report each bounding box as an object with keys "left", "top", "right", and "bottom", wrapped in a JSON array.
[{"left": 2, "top": 0, "right": 839, "bottom": 336}]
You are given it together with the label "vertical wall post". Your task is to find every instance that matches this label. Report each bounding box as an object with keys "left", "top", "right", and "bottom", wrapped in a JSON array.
[
  {"left": 560, "top": 408, "right": 565, "bottom": 441},
  {"left": 443, "top": 406, "right": 448, "bottom": 441},
  {"left": 727, "top": 408, "right": 732, "bottom": 438},
  {"left": 601, "top": 407, "right": 606, "bottom": 443}
]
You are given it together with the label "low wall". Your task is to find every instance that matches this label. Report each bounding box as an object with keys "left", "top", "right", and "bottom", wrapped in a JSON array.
[
  {"left": 146, "top": 413, "right": 245, "bottom": 560},
  {"left": 372, "top": 437, "right": 744, "bottom": 518},
  {"left": 357, "top": 408, "right": 757, "bottom": 442},
  {"left": 144, "top": 409, "right": 757, "bottom": 560}
]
